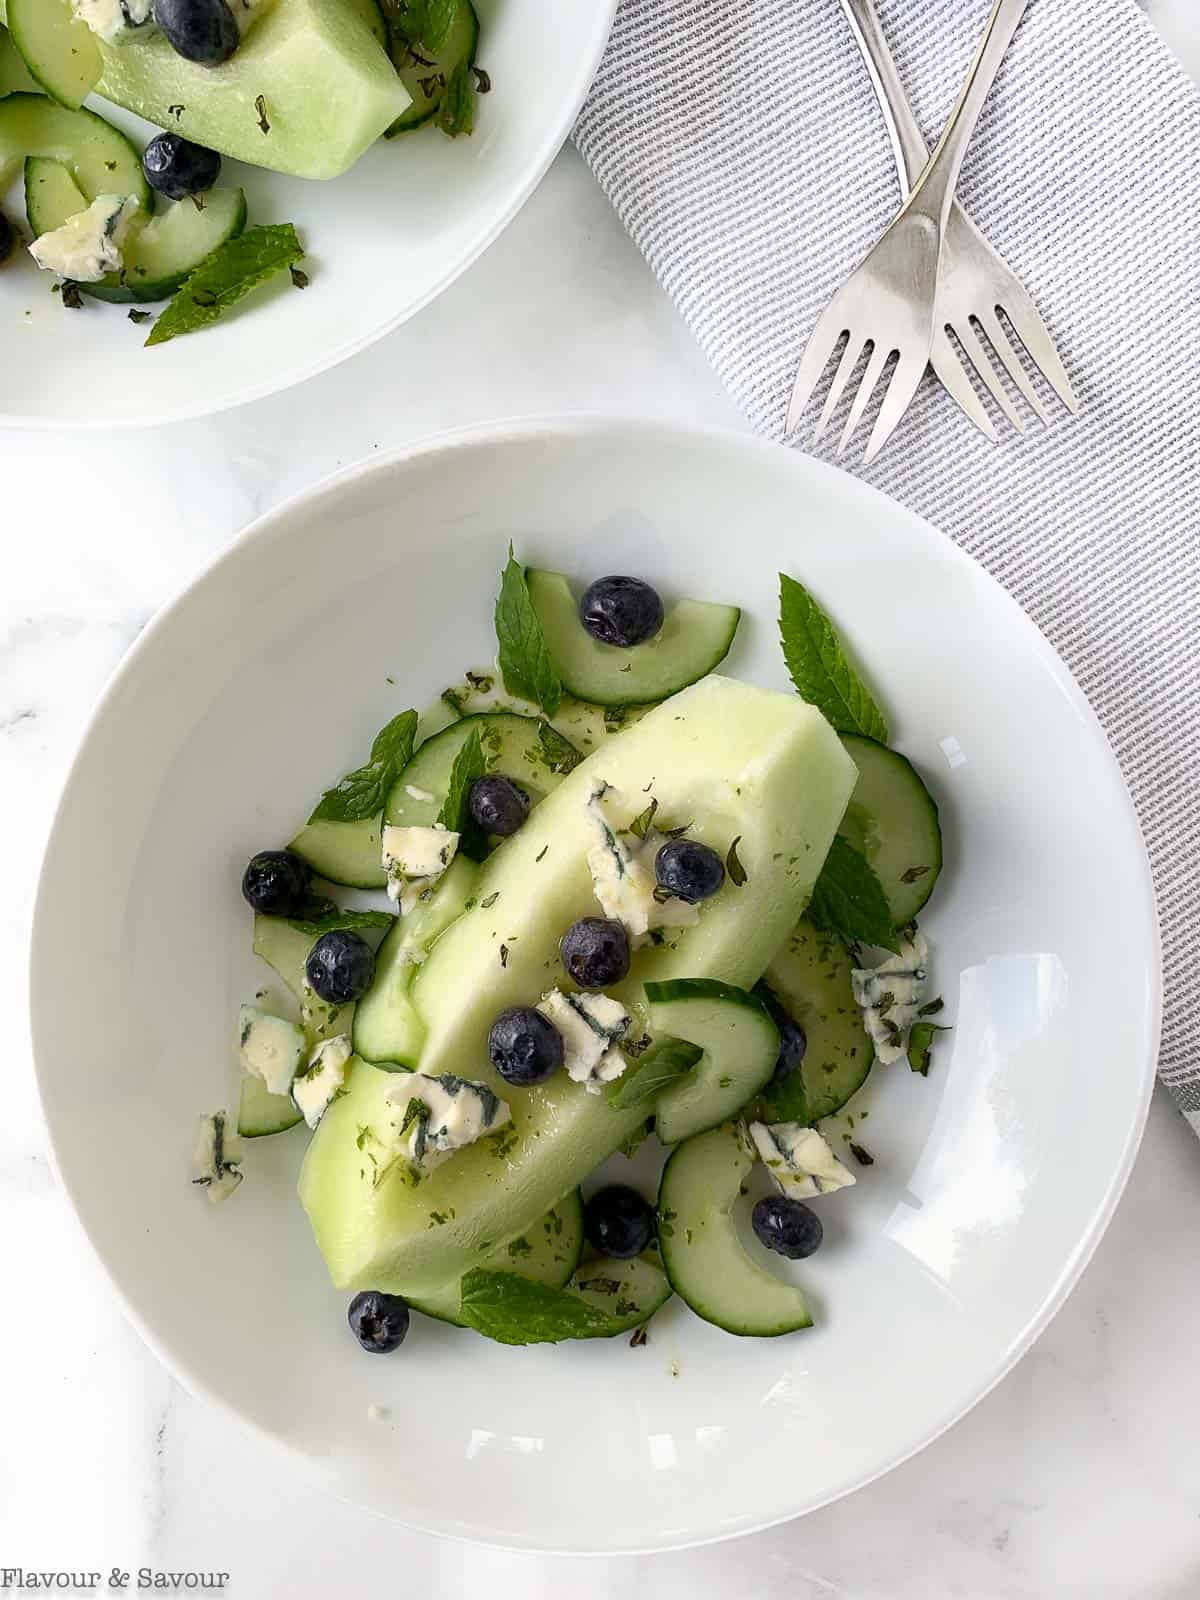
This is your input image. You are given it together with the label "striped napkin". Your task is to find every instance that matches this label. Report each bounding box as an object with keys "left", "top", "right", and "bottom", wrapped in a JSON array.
[{"left": 574, "top": 0, "right": 1200, "bottom": 1132}]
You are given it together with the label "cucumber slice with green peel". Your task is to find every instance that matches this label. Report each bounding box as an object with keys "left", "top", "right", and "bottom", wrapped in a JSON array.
[
  {"left": 525, "top": 568, "right": 741, "bottom": 708},
  {"left": 252, "top": 914, "right": 354, "bottom": 1047},
  {"left": 25, "top": 158, "right": 246, "bottom": 302},
  {"left": 647, "top": 979, "right": 779, "bottom": 1147},
  {"left": 440, "top": 672, "right": 652, "bottom": 756},
  {"left": 351, "top": 855, "right": 479, "bottom": 1067},
  {"left": 0, "top": 94, "right": 149, "bottom": 209},
  {"left": 289, "top": 815, "right": 386, "bottom": 891},
  {"left": 837, "top": 735, "right": 942, "bottom": 926},
  {"left": 658, "top": 1122, "right": 813, "bottom": 1337},
  {"left": 383, "top": 712, "right": 581, "bottom": 830},
  {"left": 384, "top": 0, "right": 479, "bottom": 136},
  {"left": 570, "top": 1253, "right": 672, "bottom": 1330},
  {"left": 299, "top": 678, "right": 858, "bottom": 1297},
  {"left": 237, "top": 1073, "right": 303, "bottom": 1138},
  {"left": 90, "top": 0, "right": 408, "bottom": 181},
  {"left": 403, "top": 1190, "right": 585, "bottom": 1327},
  {"left": 0, "top": 26, "right": 42, "bottom": 94},
  {"left": 758, "top": 919, "right": 873, "bottom": 1124},
  {"left": 6, "top": 0, "right": 99, "bottom": 110}
]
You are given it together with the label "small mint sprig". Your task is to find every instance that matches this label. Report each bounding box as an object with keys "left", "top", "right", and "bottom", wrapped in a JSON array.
[
  {"left": 807, "top": 835, "right": 898, "bottom": 953},
  {"left": 779, "top": 573, "right": 888, "bottom": 740},
  {"left": 494, "top": 548, "right": 563, "bottom": 716},
  {"left": 308, "top": 709, "right": 418, "bottom": 824}
]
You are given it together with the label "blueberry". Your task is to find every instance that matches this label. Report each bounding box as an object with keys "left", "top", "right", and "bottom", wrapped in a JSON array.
[
  {"left": 655, "top": 838, "right": 725, "bottom": 903},
  {"left": 306, "top": 929, "right": 375, "bottom": 1005},
  {"left": 347, "top": 1290, "right": 410, "bottom": 1353},
  {"left": 751, "top": 1195, "right": 823, "bottom": 1259},
  {"left": 468, "top": 774, "right": 530, "bottom": 837},
  {"left": 488, "top": 1006, "right": 563, "bottom": 1086},
  {"left": 142, "top": 133, "right": 222, "bottom": 200},
  {"left": 0, "top": 213, "right": 14, "bottom": 266},
  {"left": 579, "top": 576, "right": 664, "bottom": 648},
  {"left": 560, "top": 917, "right": 631, "bottom": 989},
  {"left": 241, "top": 849, "right": 311, "bottom": 916},
  {"left": 586, "top": 1185, "right": 655, "bottom": 1259},
  {"left": 757, "top": 985, "right": 807, "bottom": 1083},
  {"left": 155, "top": 0, "right": 240, "bottom": 64}
]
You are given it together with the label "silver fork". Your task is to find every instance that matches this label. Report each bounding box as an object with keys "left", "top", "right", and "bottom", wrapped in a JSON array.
[
  {"left": 842, "top": 0, "right": 1078, "bottom": 438},
  {"left": 786, "top": 0, "right": 1032, "bottom": 462}
]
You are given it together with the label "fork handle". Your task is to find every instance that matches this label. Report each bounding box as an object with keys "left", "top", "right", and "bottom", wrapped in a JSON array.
[
  {"left": 906, "top": 0, "right": 1031, "bottom": 229},
  {"left": 840, "top": 0, "right": 930, "bottom": 196}
]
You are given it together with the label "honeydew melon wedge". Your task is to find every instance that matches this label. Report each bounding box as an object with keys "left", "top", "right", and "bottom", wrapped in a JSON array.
[
  {"left": 299, "top": 675, "right": 858, "bottom": 1296},
  {"left": 89, "top": 0, "right": 408, "bottom": 179}
]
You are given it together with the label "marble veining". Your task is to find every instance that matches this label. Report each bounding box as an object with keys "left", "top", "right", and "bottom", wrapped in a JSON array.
[{"left": 1, "top": 4, "right": 1197, "bottom": 1594}]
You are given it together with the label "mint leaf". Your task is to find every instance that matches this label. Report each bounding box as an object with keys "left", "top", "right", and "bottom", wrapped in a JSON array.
[
  {"left": 606, "top": 1037, "right": 703, "bottom": 1111},
  {"left": 459, "top": 1270, "right": 624, "bottom": 1345},
  {"left": 286, "top": 909, "right": 395, "bottom": 937},
  {"left": 437, "top": 59, "right": 476, "bottom": 136},
  {"left": 807, "top": 836, "right": 899, "bottom": 952},
  {"left": 146, "top": 224, "right": 304, "bottom": 348},
  {"left": 437, "top": 726, "right": 488, "bottom": 859},
  {"left": 779, "top": 574, "right": 888, "bottom": 740},
  {"left": 495, "top": 550, "right": 562, "bottom": 715},
  {"left": 908, "top": 1021, "right": 951, "bottom": 1076},
  {"left": 308, "top": 710, "right": 418, "bottom": 824},
  {"left": 753, "top": 983, "right": 812, "bottom": 1124},
  {"left": 437, "top": 727, "right": 486, "bottom": 832},
  {"left": 535, "top": 721, "right": 581, "bottom": 776}
]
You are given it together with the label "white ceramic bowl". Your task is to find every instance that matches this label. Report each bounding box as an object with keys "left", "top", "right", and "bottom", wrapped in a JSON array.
[
  {"left": 0, "top": 1, "right": 615, "bottom": 427},
  {"left": 30, "top": 419, "right": 1160, "bottom": 1552}
]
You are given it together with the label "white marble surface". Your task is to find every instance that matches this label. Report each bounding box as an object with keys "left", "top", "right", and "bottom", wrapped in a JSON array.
[{"left": 3, "top": 2, "right": 1198, "bottom": 1593}]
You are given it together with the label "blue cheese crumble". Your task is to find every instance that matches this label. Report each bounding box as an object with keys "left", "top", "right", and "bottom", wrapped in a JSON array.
[
  {"left": 748, "top": 1121, "right": 856, "bottom": 1199},
  {"left": 381, "top": 823, "right": 459, "bottom": 913},
  {"left": 191, "top": 1111, "right": 243, "bottom": 1204},
  {"left": 585, "top": 783, "right": 699, "bottom": 941},
  {"left": 238, "top": 1005, "right": 305, "bottom": 1096},
  {"left": 292, "top": 1035, "right": 352, "bottom": 1128},
  {"left": 385, "top": 1072, "right": 510, "bottom": 1168},
  {"left": 851, "top": 929, "right": 929, "bottom": 1066},
  {"left": 536, "top": 989, "right": 630, "bottom": 1093},
  {"left": 29, "top": 194, "right": 140, "bottom": 283},
  {"left": 71, "top": 0, "right": 154, "bottom": 44}
]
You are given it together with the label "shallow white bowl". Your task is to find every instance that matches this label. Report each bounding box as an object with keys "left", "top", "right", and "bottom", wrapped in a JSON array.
[
  {"left": 0, "top": 1, "right": 615, "bottom": 427},
  {"left": 30, "top": 418, "right": 1160, "bottom": 1552}
]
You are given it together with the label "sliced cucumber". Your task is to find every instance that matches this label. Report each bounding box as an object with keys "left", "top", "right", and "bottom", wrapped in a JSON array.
[
  {"left": 289, "top": 815, "right": 386, "bottom": 891},
  {"left": 384, "top": 0, "right": 479, "bottom": 136},
  {"left": 570, "top": 1252, "right": 672, "bottom": 1330},
  {"left": 25, "top": 158, "right": 246, "bottom": 301},
  {"left": 647, "top": 979, "right": 779, "bottom": 1146},
  {"left": 838, "top": 735, "right": 942, "bottom": 926},
  {"left": 0, "top": 94, "right": 149, "bottom": 208},
  {"left": 383, "top": 712, "right": 580, "bottom": 829},
  {"left": 237, "top": 1073, "right": 303, "bottom": 1138},
  {"left": 440, "top": 671, "right": 652, "bottom": 756},
  {"left": 6, "top": 0, "right": 99, "bottom": 110},
  {"left": 758, "top": 919, "right": 872, "bottom": 1124},
  {"left": 526, "top": 568, "right": 741, "bottom": 708},
  {"left": 0, "top": 26, "right": 42, "bottom": 94},
  {"left": 404, "top": 1190, "right": 585, "bottom": 1327},
  {"left": 658, "top": 1122, "right": 813, "bottom": 1337},
  {"left": 351, "top": 855, "right": 478, "bottom": 1067},
  {"left": 252, "top": 915, "right": 353, "bottom": 1047}
]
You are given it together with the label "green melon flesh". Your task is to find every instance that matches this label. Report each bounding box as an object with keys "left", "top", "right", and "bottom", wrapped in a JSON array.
[
  {"left": 299, "top": 676, "right": 858, "bottom": 1296},
  {"left": 92, "top": 0, "right": 408, "bottom": 179}
]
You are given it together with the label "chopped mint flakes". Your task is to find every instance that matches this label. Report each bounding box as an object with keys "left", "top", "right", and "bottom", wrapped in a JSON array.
[{"left": 147, "top": 224, "right": 305, "bottom": 347}]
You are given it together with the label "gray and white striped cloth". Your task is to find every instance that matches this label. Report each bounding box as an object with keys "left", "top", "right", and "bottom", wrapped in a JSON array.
[{"left": 574, "top": 0, "right": 1200, "bottom": 1134}]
